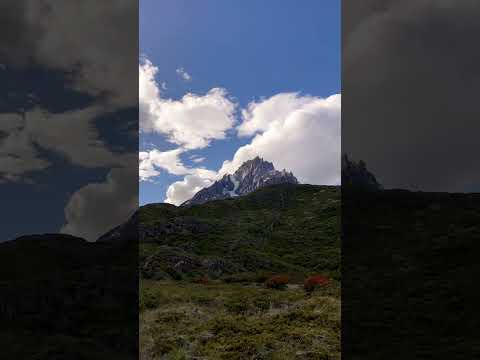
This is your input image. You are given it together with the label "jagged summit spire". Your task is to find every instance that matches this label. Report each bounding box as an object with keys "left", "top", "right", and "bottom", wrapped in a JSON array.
[
  {"left": 182, "top": 157, "right": 298, "bottom": 206},
  {"left": 238, "top": 156, "right": 270, "bottom": 168}
]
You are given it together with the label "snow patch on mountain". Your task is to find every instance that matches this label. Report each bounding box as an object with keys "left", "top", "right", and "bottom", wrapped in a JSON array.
[{"left": 227, "top": 175, "right": 239, "bottom": 197}]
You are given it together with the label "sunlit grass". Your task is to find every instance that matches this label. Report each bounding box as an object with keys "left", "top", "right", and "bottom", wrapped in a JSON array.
[{"left": 140, "top": 280, "right": 340, "bottom": 360}]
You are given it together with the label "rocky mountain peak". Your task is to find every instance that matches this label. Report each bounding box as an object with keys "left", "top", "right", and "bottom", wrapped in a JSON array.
[
  {"left": 234, "top": 157, "right": 274, "bottom": 181},
  {"left": 182, "top": 157, "right": 298, "bottom": 206}
]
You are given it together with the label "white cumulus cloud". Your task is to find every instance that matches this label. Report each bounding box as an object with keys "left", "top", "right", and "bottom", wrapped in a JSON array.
[
  {"left": 237, "top": 93, "right": 315, "bottom": 137},
  {"left": 139, "top": 148, "right": 189, "bottom": 180},
  {"left": 165, "top": 174, "right": 214, "bottom": 205},
  {"left": 139, "top": 58, "right": 237, "bottom": 150},
  {"left": 221, "top": 93, "right": 341, "bottom": 185},
  {"left": 139, "top": 147, "right": 217, "bottom": 204}
]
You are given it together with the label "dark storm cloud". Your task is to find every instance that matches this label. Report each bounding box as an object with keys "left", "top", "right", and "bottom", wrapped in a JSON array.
[{"left": 343, "top": 0, "right": 480, "bottom": 192}]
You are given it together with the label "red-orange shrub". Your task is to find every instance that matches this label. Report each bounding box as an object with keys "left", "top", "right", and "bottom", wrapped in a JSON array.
[
  {"left": 304, "top": 275, "right": 329, "bottom": 294},
  {"left": 264, "top": 275, "right": 289, "bottom": 289}
]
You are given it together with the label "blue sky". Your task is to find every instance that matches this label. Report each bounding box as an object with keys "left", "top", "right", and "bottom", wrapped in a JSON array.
[{"left": 140, "top": 0, "right": 341, "bottom": 205}]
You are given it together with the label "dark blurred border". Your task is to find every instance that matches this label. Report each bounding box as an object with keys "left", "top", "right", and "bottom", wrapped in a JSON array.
[
  {"left": 0, "top": 1, "right": 139, "bottom": 358},
  {"left": 343, "top": 1, "right": 480, "bottom": 358}
]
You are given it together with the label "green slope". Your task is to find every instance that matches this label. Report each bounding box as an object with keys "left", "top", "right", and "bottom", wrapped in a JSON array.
[{"left": 139, "top": 184, "right": 341, "bottom": 280}]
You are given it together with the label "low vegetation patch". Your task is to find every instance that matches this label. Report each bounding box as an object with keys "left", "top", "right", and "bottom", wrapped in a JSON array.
[
  {"left": 140, "top": 279, "right": 340, "bottom": 360},
  {"left": 138, "top": 185, "right": 341, "bottom": 359}
]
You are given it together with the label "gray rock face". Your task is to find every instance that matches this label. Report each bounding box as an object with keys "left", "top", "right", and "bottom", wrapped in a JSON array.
[
  {"left": 139, "top": 216, "right": 210, "bottom": 243},
  {"left": 182, "top": 157, "right": 299, "bottom": 206},
  {"left": 141, "top": 247, "right": 239, "bottom": 280}
]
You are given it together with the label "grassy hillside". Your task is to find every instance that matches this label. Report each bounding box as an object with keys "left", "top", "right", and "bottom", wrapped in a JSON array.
[
  {"left": 139, "top": 184, "right": 341, "bottom": 359},
  {"left": 140, "top": 280, "right": 340, "bottom": 360},
  {"left": 139, "top": 184, "right": 341, "bottom": 281}
]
